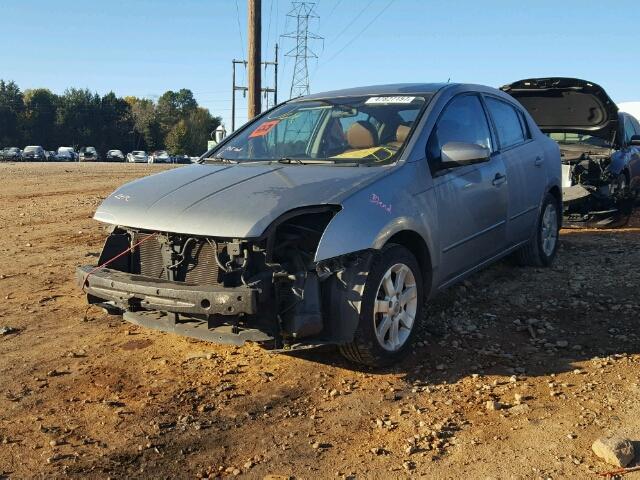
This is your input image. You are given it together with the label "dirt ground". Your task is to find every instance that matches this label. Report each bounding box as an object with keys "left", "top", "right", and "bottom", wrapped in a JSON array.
[{"left": 1, "top": 163, "right": 639, "bottom": 480}]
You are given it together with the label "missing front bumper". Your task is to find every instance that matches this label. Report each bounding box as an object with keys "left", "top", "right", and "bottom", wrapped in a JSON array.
[
  {"left": 122, "top": 310, "right": 273, "bottom": 345},
  {"left": 76, "top": 266, "right": 258, "bottom": 316},
  {"left": 562, "top": 185, "right": 633, "bottom": 228}
]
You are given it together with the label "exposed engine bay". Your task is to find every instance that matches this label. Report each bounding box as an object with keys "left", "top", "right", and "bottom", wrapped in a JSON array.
[
  {"left": 78, "top": 207, "right": 369, "bottom": 349},
  {"left": 560, "top": 145, "right": 633, "bottom": 227}
]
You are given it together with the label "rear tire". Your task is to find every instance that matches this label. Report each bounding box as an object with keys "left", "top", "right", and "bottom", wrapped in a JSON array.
[
  {"left": 337, "top": 244, "right": 424, "bottom": 367},
  {"left": 517, "top": 192, "right": 560, "bottom": 267}
]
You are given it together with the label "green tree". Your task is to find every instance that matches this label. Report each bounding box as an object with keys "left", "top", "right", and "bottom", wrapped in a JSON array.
[
  {"left": 0, "top": 79, "right": 221, "bottom": 155},
  {"left": 125, "top": 96, "right": 162, "bottom": 151},
  {"left": 165, "top": 120, "right": 189, "bottom": 154},
  {"left": 100, "top": 92, "right": 134, "bottom": 153},
  {"left": 183, "top": 107, "right": 221, "bottom": 155},
  {"left": 56, "top": 88, "right": 101, "bottom": 148},
  {"left": 156, "top": 88, "right": 197, "bottom": 135},
  {"left": 21, "top": 88, "right": 59, "bottom": 148},
  {"left": 0, "top": 80, "right": 24, "bottom": 146}
]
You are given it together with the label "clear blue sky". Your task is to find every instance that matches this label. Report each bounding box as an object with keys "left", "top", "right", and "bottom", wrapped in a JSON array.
[{"left": 2, "top": 0, "right": 639, "bottom": 129}]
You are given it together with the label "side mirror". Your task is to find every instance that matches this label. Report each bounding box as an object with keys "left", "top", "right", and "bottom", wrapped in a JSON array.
[
  {"left": 630, "top": 135, "right": 640, "bottom": 146},
  {"left": 440, "top": 142, "right": 491, "bottom": 169}
]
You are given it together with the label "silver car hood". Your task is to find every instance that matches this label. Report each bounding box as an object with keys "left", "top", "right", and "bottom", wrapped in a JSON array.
[{"left": 94, "top": 163, "right": 388, "bottom": 237}]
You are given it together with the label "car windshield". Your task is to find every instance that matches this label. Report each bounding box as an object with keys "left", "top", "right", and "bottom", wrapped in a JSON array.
[
  {"left": 133, "top": 151, "right": 145, "bottom": 155},
  {"left": 85, "top": 147, "right": 96, "bottom": 153},
  {"left": 548, "top": 132, "right": 610, "bottom": 148},
  {"left": 24, "top": 146, "right": 38, "bottom": 152},
  {"left": 207, "top": 94, "right": 430, "bottom": 165}
]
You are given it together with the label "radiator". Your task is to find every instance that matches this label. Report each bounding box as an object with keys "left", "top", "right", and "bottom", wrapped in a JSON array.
[{"left": 132, "top": 233, "right": 220, "bottom": 285}]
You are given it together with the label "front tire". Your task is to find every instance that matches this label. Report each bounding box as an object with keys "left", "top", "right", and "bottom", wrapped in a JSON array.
[
  {"left": 338, "top": 244, "right": 423, "bottom": 367},
  {"left": 517, "top": 192, "right": 560, "bottom": 267}
]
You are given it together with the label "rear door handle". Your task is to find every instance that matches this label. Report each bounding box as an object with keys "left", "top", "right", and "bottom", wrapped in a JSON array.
[
  {"left": 534, "top": 156, "right": 543, "bottom": 167},
  {"left": 492, "top": 173, "right": 507, "bottom": 186}
]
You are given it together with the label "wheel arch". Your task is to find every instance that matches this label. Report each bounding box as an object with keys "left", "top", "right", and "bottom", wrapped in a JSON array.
[
  {"left": 547, "top": 184, "right": 562, "bottom": 228},
  {"left": 385, "top": 230, "right": 433, "bottom": 296}
]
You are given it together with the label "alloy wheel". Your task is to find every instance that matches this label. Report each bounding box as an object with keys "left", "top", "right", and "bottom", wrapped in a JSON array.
[{"left": 373, "top": 263, "right": 418, "bottom": 352}]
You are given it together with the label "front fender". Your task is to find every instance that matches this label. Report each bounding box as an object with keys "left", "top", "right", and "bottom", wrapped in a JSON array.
[
  {"left": 607, "top": 150, "right": 627, "bottom": 176},
  {"left": 314, "top": 165, "right": 436, "bottom": 267}
]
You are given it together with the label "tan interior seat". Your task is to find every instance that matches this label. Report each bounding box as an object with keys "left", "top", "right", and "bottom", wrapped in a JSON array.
[
  {"left": 346, "top": 121, "right": 378, "bottom": 150},
  {"left": 396, "top": 124, "right": 410, "bottom": 144},
  {"left": 388, "top": 124, "right": 411, "bottom": 148}
]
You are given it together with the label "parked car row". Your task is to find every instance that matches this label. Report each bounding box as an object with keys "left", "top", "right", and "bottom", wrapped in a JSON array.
[{"left": 0, "top": 146, "right": 196, "bottom": 164}]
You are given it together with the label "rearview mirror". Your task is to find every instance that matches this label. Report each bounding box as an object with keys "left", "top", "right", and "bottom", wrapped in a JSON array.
[
  {"left": 440, "top": 142, "right": 490, "bottom": 169},
  {"left": 630, "top": 135, "right": 640, "bottom": 146}
]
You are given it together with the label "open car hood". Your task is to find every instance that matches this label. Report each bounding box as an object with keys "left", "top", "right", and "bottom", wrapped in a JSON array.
[{"left": 501, "top": 78, "right": 618, "bottom": 140}]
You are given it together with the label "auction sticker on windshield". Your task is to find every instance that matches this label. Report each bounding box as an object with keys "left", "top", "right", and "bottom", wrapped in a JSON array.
[
  {"left": 365, "top": 96, "right": 416, "bottom": 104},
  {"left": 249, "top": 120, "right": 279, "bottom": 138}
]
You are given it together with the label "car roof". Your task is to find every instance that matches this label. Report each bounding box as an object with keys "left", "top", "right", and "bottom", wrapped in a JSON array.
[{"left": 295, "top": 83, "right": 450, "bottom": 101}]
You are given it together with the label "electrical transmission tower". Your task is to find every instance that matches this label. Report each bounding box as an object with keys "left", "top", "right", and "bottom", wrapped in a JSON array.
[{"left": 282, "top": 2, "right": 322, "bottom": 98}]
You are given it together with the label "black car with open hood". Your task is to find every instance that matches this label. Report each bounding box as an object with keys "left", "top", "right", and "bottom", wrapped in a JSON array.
[
  {"left": 502, "top": 77, "right": 640, "bottom": 228},
  {"left": 501, "top": 77, "right": 619, "bottom": 142}
]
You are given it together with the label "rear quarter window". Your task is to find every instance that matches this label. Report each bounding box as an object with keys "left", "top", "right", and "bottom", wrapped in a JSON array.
[{"left": 485, "top": 97, "right": 527, "bottom": 149}]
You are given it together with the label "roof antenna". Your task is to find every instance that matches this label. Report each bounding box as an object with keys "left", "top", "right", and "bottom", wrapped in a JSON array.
[{"left": 447, "top": 77, "right": 451, "bottom": 83}]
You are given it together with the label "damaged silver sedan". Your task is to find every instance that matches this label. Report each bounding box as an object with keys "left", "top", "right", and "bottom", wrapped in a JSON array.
[
  {"left": 78, "top": 83, "right": 561, "bottom": 366},
  {"left": 502, "top": 78, "right": 640, "bottom": 227}
]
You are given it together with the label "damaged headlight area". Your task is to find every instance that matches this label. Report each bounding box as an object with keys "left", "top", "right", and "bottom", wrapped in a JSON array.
[
  {"left": 561, "top": 152, "right": 633, "bottom": 227},
  {"left": 77, "top": 206, "right": 371, "bottom": 349}
]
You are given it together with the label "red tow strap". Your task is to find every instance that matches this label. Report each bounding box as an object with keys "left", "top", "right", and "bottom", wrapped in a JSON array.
[{"left": 83, "top": 232, "right": 159, "bottom": 287}]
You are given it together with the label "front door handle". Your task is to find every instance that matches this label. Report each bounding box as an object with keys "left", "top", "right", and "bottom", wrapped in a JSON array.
[
  {"left": 492, "top": 173, "right": 507, "bottom": 186},
  {"left": 534, "top": 156, "right": 543, "bottom": 167}
]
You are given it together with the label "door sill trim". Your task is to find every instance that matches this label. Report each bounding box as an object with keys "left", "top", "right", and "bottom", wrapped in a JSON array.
[{"left": 437, "top": 240, "right": 528, "bottom": 291}]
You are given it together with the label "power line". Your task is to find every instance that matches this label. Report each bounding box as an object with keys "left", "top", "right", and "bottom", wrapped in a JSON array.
[
  {"left": 266, "top": 0, "right": 275, "bottom": 56},
  {"left": 325, "top": 0, "right": 374, "bottom": 48},
  {"left": 281, "top": 2, "right": 323, "bottom": 98},
  {"left": 322, "top": 0, "right": 395, "bottom": 66},
  {"left": 234, "top": 0, "right": 246, "bottom": 84},
  {"left": 325, "top": 0, "right": 343, "bottom": 23}
]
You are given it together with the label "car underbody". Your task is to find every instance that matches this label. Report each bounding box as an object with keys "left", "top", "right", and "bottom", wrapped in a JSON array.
[
  {"left": 77, "top": 207, "right": 369, "bottom": 350},
  {"left": 560, "top": 146, "right": 633, "bottom": 227}
]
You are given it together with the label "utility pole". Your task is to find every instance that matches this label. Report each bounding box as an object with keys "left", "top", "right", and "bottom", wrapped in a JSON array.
[
  {"left": 247, "top": 0, "right": 261, "bottom": 119},
  {"left": 282, "top": 2, "right": 322, "bottom": 98},
  {"left": 231, "top": 44, "right": 278, "bottom": 132}
]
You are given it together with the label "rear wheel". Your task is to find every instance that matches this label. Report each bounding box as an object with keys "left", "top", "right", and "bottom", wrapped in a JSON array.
[
  {"left": 517, "top": 192, "right": 560, "bottom": 267},
  {"left": 338, "top": 244, "right": 423, "bottom": 367}
]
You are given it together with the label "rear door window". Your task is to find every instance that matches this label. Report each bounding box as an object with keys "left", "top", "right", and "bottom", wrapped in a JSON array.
[
  {"left": 426, "top": 94, "right": 492, "bottom": 170},
  {"left": 485, "top": 97, "right": 527, "bottom": 149},
  {"left": 518, "top": 110, "right": 532, "bottom": 139}
]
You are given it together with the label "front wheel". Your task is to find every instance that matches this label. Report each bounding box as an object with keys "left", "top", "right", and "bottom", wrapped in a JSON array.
[
  {"left": 337, "top": 244, "right": 423, "bottom": 367},
  {"left": 516, "top": 192, "right": 560, "bottom": 267}
]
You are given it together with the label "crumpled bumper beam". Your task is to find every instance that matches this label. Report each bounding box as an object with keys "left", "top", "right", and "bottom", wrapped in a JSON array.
[{"left": 76, "top": 266, "right": 258, "bottom": 316}]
